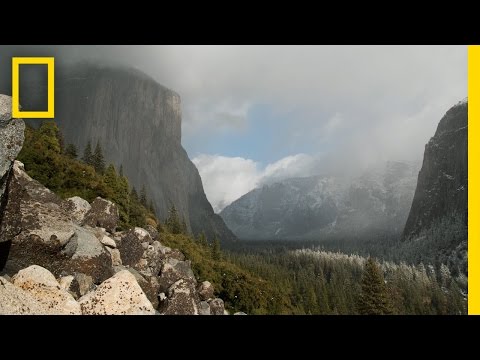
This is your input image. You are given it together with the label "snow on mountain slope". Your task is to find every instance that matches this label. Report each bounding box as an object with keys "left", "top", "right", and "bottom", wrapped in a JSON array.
[{"left": 220, "top": 161, "right": 420, "bottom": 240}]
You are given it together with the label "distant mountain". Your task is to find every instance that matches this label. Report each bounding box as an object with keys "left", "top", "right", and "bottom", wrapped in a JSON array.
[
  {"left": 220, "top": 161, "right": 420, "bottom": 240},
  {"left": 403, "top": 100, "right": 467, "bottom": 239}
]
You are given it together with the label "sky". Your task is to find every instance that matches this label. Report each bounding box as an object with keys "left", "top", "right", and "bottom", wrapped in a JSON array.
[{"left": 0, "top": 45, "right": 468, "bottom": 212}]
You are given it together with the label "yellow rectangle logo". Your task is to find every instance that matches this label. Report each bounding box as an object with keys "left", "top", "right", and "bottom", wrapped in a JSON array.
[{"left": 12, "top": 57, "right": 54, "bottom": 119}]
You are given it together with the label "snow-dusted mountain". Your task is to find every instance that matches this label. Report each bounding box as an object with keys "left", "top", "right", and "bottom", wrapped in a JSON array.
[{"left": 220, "top": 161, "right": 420, "bottom": 240}]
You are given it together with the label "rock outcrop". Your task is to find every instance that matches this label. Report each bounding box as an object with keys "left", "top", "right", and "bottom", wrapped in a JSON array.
[
  {"left": 53, "top": 63, "right": 236, "bottom": 244},
  {"left": 403, "top": 100, "right": 468, "bottom": 239},
  {"left": 0, "top": 161, "right": 113, "bottom": 283},
  {"left": 0, "top": 95, "right": 25, "bottom": 269}
]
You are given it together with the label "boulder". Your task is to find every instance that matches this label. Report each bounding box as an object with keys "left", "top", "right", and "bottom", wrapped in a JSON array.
[
  {"left": 68, "top": 272, "right": 95, "bottom": 298},
  {"left": 82, "top": 197, "right": 119, "bottom": 233},
  {"left": 234, "top": 312, "right": 247, "bottom": 315},
  {"left": 209, "top": 298, "right": 225, "bottom": 315},
  {"left": 158, "top": 257, "right": 196, "bottom": 293},
  {"left": 197, "top": 281, "right": 215, "bottom": 301},
  {"left": 145, "top": 224, "right": 159, "bottom": 241},
  {"left": 1, "top": 161, "right": 76, "bottom": 248},
  {"left": 100, "top": 235, "right": 116, "bottom": 248},
  {"left": 115, "top": 230, "right": 144, "bottom": 267},
  {"left": 62, "top": 226, "right": 113, "bottom": 283},
  {"left": 63, "top": 196, "right": 91, "bottom": 224},
  {"left": 58, "top": 275, "right": 74, "bottom": 291},
  {"left": 0, "top": 95, "right": 25, "bottom": 240},
  {"left": 135, "top": 243, "right": 163, "bottom": 277},
  {"left": 11, "top": 265, "right": 81, "bottom": 314},
  {"left": 106, "top": 247, "right": 122, "bottom": 266},
  {"left": 122, "top": 266, "right": 160, "bottom": 309},
  {"left": 198, "top": 301, "right": 211, "bottom": 315},
  {"left": 169, "top": 249, "right": 186, "bottom": 261},
  {"left": 0, "top": 276, "right": 52, "bottom": 315},
  {"left": 78, "top": 270, "right": 155, "bottom": 315},
  {"left": 134, "top": 227, "right": 152, "bottom": 244},
  {"left": 162, "top": 279, "right": 199, "bottom": 315}
]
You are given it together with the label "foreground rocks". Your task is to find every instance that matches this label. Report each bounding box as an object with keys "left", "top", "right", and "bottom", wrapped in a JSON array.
[
  {"left": 0, "top": 102, "right": 229, "bottom": 314},
  {"left": 79, "top": 270, "right": 155, "bottom": 315}
]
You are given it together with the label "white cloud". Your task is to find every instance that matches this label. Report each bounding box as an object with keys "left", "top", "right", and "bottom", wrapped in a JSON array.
[
  {"left": 192, "top": 155, "right": 260, "bottom": 212},
  {"left": 192, "top": 153, "right": 320, "bottom": 212}
]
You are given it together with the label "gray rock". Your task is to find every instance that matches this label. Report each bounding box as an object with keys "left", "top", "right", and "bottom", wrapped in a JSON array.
[
  {"left": 78, "top": 270, "right": 155, "bottom": 315},
  {"left": 158, "top": 257, "right": 196, "bottom": 293},
  {"left": 198, "top": 301, "right": 211, "bottom": 315},
  {"left": 63, "top": 196, "right": 91, "bottom": 224},
  {"left": 0, "top": 94, "right": 13, "bottom": 123},
  {"left": 197, "top": 281, "right": 215, "bottom": 301},
  {"left": 234, "top": 312, "right": 247, "bottom": 315},
  {"left": 134, "top": 227, "right": 152, "bottom": 244},
  {"left": 106, "top": 247, "right": 122, "bottom": 266},
  {"left": 123, "top": 267, "right": 160, "bottom": 309},
  {"left": 0, "top": 94, "right": 25, "bottom": 247},
  {"left": 168, "top": 249, "right": 186, "bottom": 261},
  {"left": 115, "top": 229, "right": 144, "bottom": 267},
  {"left": 70, "top": 273, "right": 95, "bottom": 298},
  {"left": 145, "top": 224, "right": 159, "bottom": 241},
  {"left": 82, "top": 197, "right": 119, "bottom": 233},
  {"left": 162, "top": 279, "right": 199, "bottom": 315},
  {"left": 63, "top": 226, "right": 113, "bottom": 283},
  {"left": 11, "top": 265, "right": 81, "bottom": 314},
  {"left": 209, "top": 298, "right": 225, "bottom": 315}
]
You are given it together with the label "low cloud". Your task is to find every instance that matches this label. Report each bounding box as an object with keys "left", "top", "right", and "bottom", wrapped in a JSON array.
[{"left": 192, "top": 153, "right": 319, "bottom": 212}]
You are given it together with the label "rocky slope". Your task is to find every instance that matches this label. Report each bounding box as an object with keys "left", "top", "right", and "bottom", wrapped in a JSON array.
[
  {"left": 220, "top": 161, "right": 420, "bottom": 240},
  {"left": 403, "top": 100, "right": 468, "bottom": 239},
  {"left": 0, "top": 95, "right": 227, "bottom": 315},
  {"left": 52, "top": 63, "right": 235, "bottom": 244}
]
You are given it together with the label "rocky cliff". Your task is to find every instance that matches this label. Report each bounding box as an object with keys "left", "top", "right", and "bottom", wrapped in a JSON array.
[
  {"left": 403, "top": 100, "right": 467, "bottom": 239},
  {"left": 53, "top": 63, "right": 235, "bottom": 243},
  {"left": 220, "top": 161, "right": 420, "bottom": 240}
]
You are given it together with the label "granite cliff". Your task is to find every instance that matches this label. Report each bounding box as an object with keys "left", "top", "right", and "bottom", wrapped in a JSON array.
[
  {"left": 53, "top": 63, "right": 235, "bottom": 243},
  {"left": 403, "top": 100, "right": 468, "bottom": 239}
]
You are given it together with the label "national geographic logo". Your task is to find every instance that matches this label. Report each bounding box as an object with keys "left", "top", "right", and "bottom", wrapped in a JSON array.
[{"left": 11, "top": 57, "right": 54, "bottom": 118}]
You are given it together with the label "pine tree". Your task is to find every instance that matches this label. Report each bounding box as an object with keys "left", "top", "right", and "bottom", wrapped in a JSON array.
[
  {"left": 212, "top": 235, "right": 221, "bottom": 261},
  {"left": 103, "top": 164, "right": 118, "bottom": 195},
  {"left": 131, "top": 186, "right": 139, "bottom": 201},
  {"left": 92, "top": 141, "right": 106, "bottom": 174},
  {"left": 357, "top": 258, "right": 393, "bottom": 315},
  {"left": 148, "top": 200, "right": 156, "bottom": 214},
  {"left": 181, "top": 218, "right": 188, "bottom": 234},
  {"left": 197, "top": 231, "right": 208, "bottom": 247},
  {"left": 65, "top": 143, "right": 78, "bottom": 159},
  {"left": 165, "top": 205, "right": 182, "bottom": 234},
  {"left": 129, "top": 186, "right": 145, "bottom": 227},
  {"left": 83, "top": 141, "right": 93, "bottom": 166},
  {"left": 140, "top": 185, "right": 148, "bottom": 207}
]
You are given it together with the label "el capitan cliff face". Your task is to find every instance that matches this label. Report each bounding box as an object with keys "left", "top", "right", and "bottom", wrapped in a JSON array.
[{"left": 54, "top": 64, "right": 236, "bottom": 243}]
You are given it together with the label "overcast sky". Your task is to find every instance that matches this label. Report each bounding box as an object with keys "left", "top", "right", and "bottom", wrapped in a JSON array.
[{"left": 0, "top": 45, "right": 467, "bottom": 212}]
